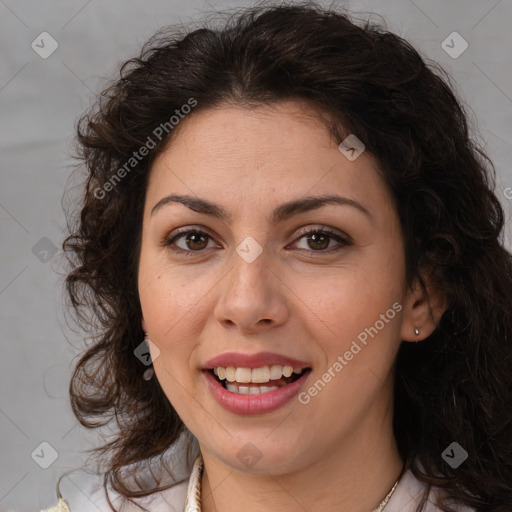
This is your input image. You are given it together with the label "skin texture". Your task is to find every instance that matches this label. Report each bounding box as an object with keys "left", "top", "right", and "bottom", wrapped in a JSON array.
[{"left": 138, "top": 100, "right": 447, "bottom": 512}]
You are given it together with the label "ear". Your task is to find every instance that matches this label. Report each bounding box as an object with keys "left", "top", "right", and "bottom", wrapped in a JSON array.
[
  {"left": 400, "top": 270, "right": 448, "bottom": 342},
  {"left": 141, "top": 317, "right": 148, "bottom": 333}
]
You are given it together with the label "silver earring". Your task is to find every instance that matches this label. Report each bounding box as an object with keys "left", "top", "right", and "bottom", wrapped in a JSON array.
[
  {"left": 414, "top": 328, "right": 420, "bottom": 336},
  {"left": 142, "top": 333, "right": 154, "bottom": 381},
  {"left": 143, "top": 367, "right": 154, "bottom": 380}
]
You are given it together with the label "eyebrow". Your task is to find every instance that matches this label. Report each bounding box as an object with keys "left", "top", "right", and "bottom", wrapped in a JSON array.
[{"left": 150, "top": 193, "right": 372, "bottom": 223}]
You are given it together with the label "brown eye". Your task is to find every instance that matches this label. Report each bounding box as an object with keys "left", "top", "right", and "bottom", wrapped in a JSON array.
[
  {"left": 164, "top": 229, "right": 216, "bottom": 254},
  {"left": 162, "top": 226, "right": 351, "bottom": 257},
  {"left": 182, "top": 231, "right": 209, "bottom": 250},
  {"left": 292, "top": 227, "right": 351, "bottom": 254},
  {"left": 306, "top": 232, "right": 331, "bottom": 250}
]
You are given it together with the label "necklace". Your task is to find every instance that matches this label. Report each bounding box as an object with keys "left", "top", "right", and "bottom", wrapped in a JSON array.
[{"left": 371, "top": 476, "right": 401, "bottom": 512}]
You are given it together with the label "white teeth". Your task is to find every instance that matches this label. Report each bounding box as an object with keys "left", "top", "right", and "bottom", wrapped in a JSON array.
[
  {"left": 224, "top": 382, "right": 281, "bottom": 395},
  {"left": 282, "top": 366, "right": 293, "bottom": 378},
  {"left": 225, "top": 382, "right": 238, "bottom": 393},
  {"left": 225, "top": 367, "right": 236, "bottom": 382},
  {"left": 260, "top": 386, "right": 280, "bottom": 393},
  {"left": 251, "top": 366, "right": 270, "bottom": 383},
  {"left": 235, "top": 367, "right": 252, "bottom": 383},
  {"left": 269, "top": 365, "right": 283, "bottom": 380},
  {"left": 213, "top": 364, "right": 305, "bottom": 384}
]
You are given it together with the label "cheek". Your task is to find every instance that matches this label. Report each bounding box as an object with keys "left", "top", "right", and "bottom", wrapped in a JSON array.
[
  {"left": 295, "top": 256, "right": 402, "bottom": 331},
  {"left": 139, "top": 253, "right": 208, "bottom": 335},
  {"left": 138, "top": 264, "right": 213, "bottom": 387},
  {"left": 291, "top": 244, "right": 404, "bottom": 367}
]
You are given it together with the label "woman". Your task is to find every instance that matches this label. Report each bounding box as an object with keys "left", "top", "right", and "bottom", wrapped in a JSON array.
[{"left": 45, "top": 2, "right": 512, "bottom": 511}]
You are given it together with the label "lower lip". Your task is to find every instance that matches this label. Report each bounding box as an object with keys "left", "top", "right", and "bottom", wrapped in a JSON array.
[{"left": 203, "top": 370, "right": 311, "bottom": 415}]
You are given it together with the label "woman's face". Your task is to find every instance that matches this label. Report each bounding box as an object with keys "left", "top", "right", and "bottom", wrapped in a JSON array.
[{"left": 138, "top": 100, "right": 416, "bottom": 475}]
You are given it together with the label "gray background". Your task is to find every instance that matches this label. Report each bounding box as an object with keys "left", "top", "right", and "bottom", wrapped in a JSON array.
[{"left": 1, "top": 0, "right": 511, "bottom": 511}]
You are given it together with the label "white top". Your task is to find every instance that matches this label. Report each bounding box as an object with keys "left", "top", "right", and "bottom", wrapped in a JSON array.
[{"left": 39, "top": 436, "right": 476, "bottom": 512}]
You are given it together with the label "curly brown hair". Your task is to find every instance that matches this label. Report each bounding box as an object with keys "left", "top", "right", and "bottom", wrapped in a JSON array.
[{"left": 61, "top": 2, "right": 512, "bottom": 511}]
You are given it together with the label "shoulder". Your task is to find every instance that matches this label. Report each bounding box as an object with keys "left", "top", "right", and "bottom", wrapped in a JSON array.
[
  {"left": 387, "top": 466, "right": 476, "bottom": 512},
  {"left": 40, "top": 433, "right": 198, "bottom": 512},
  {"left": 40, "top": 479, "right": 189, "bottom": 512},
  {"left": 40, "top": 469, "right": 191, "bottom": 512}
]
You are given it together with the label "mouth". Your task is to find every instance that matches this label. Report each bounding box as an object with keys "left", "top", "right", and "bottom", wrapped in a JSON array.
[
  {"left": 202, "top": 364, "right": 312, "bottom": 415},
  {"left": 207, "top": 365, "right": 311, "bottom": 395}
]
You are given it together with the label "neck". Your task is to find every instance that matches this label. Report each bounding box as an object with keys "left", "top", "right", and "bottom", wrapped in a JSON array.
[{"left": 201, "top": 386, "right": 404, "bottom": 512}]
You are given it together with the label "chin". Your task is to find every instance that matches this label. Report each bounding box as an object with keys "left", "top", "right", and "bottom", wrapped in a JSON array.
[{"left": 201, "top": 431, "right": 314, "bottom": 475}]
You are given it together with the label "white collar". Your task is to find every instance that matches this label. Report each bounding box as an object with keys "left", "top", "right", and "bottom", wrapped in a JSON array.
[{"left": 183, "top": 455, "right": 203, "bottom": 512}]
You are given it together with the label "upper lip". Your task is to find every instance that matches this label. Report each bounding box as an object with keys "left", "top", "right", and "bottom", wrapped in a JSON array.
[{"left": 203, "top": 351, "right": 311, "bottom": 370}]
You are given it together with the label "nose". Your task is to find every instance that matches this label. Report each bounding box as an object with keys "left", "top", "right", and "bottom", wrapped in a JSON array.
[{"left": 213, "top": 246, "right": 289, "bottom": 334}]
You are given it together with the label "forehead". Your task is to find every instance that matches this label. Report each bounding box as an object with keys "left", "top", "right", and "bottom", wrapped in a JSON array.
[
  {"left": 146, "top": 100, "right": 393, "bottom": 219},
  {"left": 154, "top": 100, "right": 341, "bottom": 168}
]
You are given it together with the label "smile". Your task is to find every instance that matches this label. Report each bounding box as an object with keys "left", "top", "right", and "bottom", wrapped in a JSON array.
[
  {"left": 203, "top": 365, "right": 311, "bottom": 415},
  {"left": 212, "top": 365, "right": 306, "bottom": 394}
]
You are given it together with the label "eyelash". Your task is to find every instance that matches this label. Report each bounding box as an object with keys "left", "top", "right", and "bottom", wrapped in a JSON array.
[{"left": 161, "top": 226, "right": 352, "bottom": 257}]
